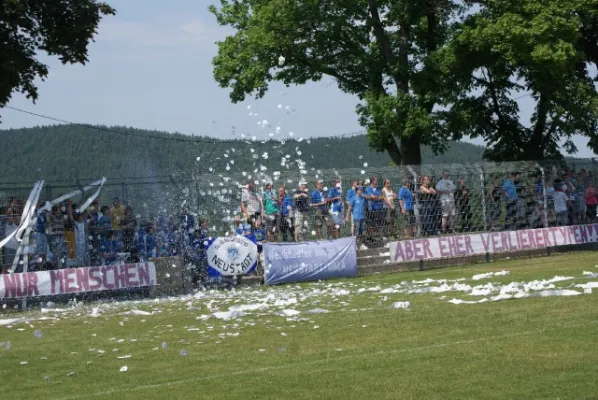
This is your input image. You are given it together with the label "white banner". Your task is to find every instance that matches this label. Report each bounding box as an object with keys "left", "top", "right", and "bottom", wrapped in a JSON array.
[
  {"left": 389, "top": 224, "right": 598, "bottom": 264},
  {"left": 207, "top": 236, "right": 258, "bottom": 276},
  {"left": 0, "top": 263, "right": 156, "bottom": 300}
]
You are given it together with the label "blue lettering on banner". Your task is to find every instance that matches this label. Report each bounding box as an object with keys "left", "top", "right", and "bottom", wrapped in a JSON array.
[
  {"left": 264, "top": 237, "right": 358, "bottom": 285},
  {"left": 206, "top": 236, "right": 258, "bottom": 277}
]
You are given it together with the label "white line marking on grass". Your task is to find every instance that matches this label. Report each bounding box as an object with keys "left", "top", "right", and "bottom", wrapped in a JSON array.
[{"left": 53, "top": 320, "right": 594, "bottom": 400}]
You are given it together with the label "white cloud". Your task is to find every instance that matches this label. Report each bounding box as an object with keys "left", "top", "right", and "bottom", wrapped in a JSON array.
[{"left": 97, "top": 18, "right": 222, "bottom": 48}]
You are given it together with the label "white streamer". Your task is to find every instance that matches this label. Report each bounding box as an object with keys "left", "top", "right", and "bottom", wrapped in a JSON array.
[
  {"left": 76, "top": 177, "right": 106, "bottom": 214},
  {"left": 0, "top": 181, "right": 43, "bottom": 249}
]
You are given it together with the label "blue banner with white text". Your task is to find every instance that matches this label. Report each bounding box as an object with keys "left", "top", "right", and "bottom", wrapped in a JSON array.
[{"left": 264, "top": 237, "right": 357, "bottom": 285}]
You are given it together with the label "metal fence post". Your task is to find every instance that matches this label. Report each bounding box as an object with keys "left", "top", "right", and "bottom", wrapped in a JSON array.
[
  {"left": 478, "top": 167, "right": 488, "bottom": 232},
  {"left": 536, "top": 163, "right": 548, "bottom": 228},
  {"left": 407, "top": 166, "right": 421, "bottom": 237}
]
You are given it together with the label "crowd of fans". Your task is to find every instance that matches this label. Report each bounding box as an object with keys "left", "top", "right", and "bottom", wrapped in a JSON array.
[
  {"left": 0, "top": 166, "right": 596, "bottom": 278},
  {"left": 242, "top": 167, "right": 598, "bottom": 244}
]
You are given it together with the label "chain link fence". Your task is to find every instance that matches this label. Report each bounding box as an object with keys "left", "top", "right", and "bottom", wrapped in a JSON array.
[{"left": 1, "top": 158, "right": 597, "bottom": 273}]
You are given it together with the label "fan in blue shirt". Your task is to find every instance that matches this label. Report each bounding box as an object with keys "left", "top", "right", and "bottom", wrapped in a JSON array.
[
  {"left": 364, "top": 180, "right": 384, "bottom": 211},
  {"left": 348, "top": 187, "right": 367, "bottom": 236}
]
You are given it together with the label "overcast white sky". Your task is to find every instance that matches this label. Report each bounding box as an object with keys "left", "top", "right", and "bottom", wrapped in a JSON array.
[{"left": 2, "top": 0, "right": 596, "bottom": 159}]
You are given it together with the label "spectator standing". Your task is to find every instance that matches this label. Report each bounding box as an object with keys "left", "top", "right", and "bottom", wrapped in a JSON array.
[
  {"left": 585, "top": 181, "right": 597, "bottom": 222},
  {"left": 241, "top": 180, "right": 262, "bottom": 227},
  {"left": 436, "top": 171, "right": 456, "bottom": 233},
  {"left": 310, "top": 180, "right": 328, "bottom": 240},
  {"left": 502, "top": 173, "right": 519, "bottom": 230},
  {"left": 398, "top": 179, "right": 415, "bottom": 237},
  {"left": 293, "top": 182, "right": 309, "bottom": 242},
  {"left": 419, "top": 176, "right": 437, "bottom": 236},
  {"left": 382, "top": 178, "right": 397, "bottom": 237},
  {"left": 67, "top": 202, "right": 87, "bottom": 267},
  {"left": 327, "top": 178, "right": 343, "bottom": 239},
  {"left": 575, "top": 174, "right": 586, "bottom": 223},
  {"left": 278, "top": 187, "right": 294, "bottom": 242},
  {"left": 455, "top": 179, "right": 472, "bottom": 232},
  {"left": 346, "top": 186, "right": 367, "bottom": 238},
  {"left": 111, "top": 197, "right": 126, "bottom": 240},
  {"left": 263, "top": 182, "right": 279, "bottom": 241},
  {"left": 35, "top": 204, "right": 49, "bottom": 256},
  {"left": 553, "top": 184, "right": 569, "bottom": 226},
  {"left": 364, "top": 177, "right": 384, "bottom": 240},
  {"left": 63, "top": 200, "right": 76, "bottom": 261},
  {"left": 488, "top": 177, "right": 502, "bottom": 231},
  {"left": 121, "top": 206, "right": 136, "bottom": 253},
  {"left": 346, "top": 179, "right": 359, "bottom": 236}
]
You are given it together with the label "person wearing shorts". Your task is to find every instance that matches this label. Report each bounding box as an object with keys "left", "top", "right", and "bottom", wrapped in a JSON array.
[
  {"left": 435, "top": 171, "right": 456, "bottom": 233},
  {"left": 293, "top": 182, "right": 309, "bottom": 241},
  {"left": 327, "top": 178, "right": 343, "bottom": 239},
  {"left": 241, "top": 180, "right": 262, "bottom": 228},
  {"left": 262, "top": 182, "right": 279, "bottom": 241},
  {"left": 364, "top": 177, "right": 384, "bottom": 239},
  {"left": 398, "top": 179, "right": 415, "bottom": 237},
  {"left": 347, "top": 186, "right": 367, "bottom": 238},
  {"left": 310, "top": 180, "right": 329, "bottom": 240}
]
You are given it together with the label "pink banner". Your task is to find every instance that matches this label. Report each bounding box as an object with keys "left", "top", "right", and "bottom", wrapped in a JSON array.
[
  {"left": 389, "top": 224, "right": 598, "bottom": 264},
  {"left": 0, "top": 263, "right": 156, "bottom": 300}
]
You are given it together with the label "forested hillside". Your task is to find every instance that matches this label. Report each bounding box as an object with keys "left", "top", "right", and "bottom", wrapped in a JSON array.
[{"left": 0, "top": 124, "right": 486, "bottom": 183}]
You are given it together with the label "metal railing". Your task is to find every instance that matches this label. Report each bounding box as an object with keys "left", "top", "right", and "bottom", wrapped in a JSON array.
[{"left": 1, "top": 158, "right": 597, "bottom": 273}]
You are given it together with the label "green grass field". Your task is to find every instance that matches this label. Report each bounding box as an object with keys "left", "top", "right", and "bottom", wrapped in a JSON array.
[{"left": 2, "top": 252, "right": 598, "bottom": 400}]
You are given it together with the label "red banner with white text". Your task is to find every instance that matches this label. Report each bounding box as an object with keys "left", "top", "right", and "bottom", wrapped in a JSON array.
[
  {"left": 389, "top": 224, "right": 598, "bottom": 264},
  {"left": 0, "top": 263, "right": 156, "bottom": 299}
]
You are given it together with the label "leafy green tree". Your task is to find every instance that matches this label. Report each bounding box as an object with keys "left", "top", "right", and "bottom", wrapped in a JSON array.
[
  {"left": 0, "top": 0, "right": 115, "bottom": 113},
  {"left": 436, "top": 0, "right": 598, "bottom": 161},
  {"left": 209, "top": 0, "right": 461, "bottom": 165}
]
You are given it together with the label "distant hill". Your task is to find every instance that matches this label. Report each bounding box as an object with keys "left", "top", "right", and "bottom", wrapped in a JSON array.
[{"left": 0, "top": 124, "right": 486, "bottom": 183}]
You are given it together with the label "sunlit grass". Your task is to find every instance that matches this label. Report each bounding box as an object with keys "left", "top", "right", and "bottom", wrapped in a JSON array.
[{"left": 1, "top": 252, "right": 598, "bottom": 400}]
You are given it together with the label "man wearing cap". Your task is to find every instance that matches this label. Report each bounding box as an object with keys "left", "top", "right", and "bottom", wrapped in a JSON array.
[
  {"left": 311, "top": 180, "right": 328, "bottom": 240},
  {"left": 327, "top": 178, "right": 343, "bottom": 239},
  {"left": 293, "top": 181, "right": 309, "bottom": 241}
]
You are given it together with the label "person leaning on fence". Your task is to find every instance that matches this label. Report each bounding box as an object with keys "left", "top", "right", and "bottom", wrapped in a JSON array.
[
  {"left": 293, "top": 182, "right": 309, "bottom": 242},
  {"left": 435, "top": 171, "right": 456, "bottom": 233},
  {"left": 346, "top": 186, "right": 367, "bottom": 239},
  {"left": 310, "top": 180, "right": 329, "bottom": 240},
  {"left": 455, "top": 179, "right": 473, "bottom": 232},
  {"left": 397, "top": 179, "right": 415, "bottom": 238},
  {"left": 241, "top": 180, "right": 262, "bottom": 227},
  {"left": 382, "top": 178, "right": 397, "bottom": 237},
  {"left": 327, "top": 178, "right": 343, "bottom": 239},
  {"left": 419, "top": 176, "right": 437, "bottom": 236},
  {"left": 278, "top": 186, "right": 294, "bottom": 241},
  {"left": 553, "top": 183, "right": 569, "bottom": 226},
  {"left": 364, "top": 177, "right": 384, "bottom": 240},
  {"left": 346, "top": 179, "right": 359, "bottom": 236},
  {"left": 585, "top": 181, "right": 597, "bottom": 222},
  {"left": 487, "top": 177, "right": 502, "bottom": 231},
  {"left": 502, "top": 173, "right": 519, "bottom": 230},
  {"left": 262, "top": 182, "right": 279, "bottom": 242}
]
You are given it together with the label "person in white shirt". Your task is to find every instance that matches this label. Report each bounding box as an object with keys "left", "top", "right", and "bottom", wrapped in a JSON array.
[
  {"left": 435, "top": 170, "right": 456, "bottom": 233},
  {"left": 552, "top": 184, "right": 569, "bottom": 226}
]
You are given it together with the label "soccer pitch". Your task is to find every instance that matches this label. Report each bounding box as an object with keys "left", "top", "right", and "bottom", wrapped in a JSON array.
[{"left": 2, "top": 252, "right": 598, "bottom": 400}]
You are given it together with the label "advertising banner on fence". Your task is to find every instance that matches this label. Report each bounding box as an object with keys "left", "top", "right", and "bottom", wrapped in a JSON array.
[
  {"left": 206, "top": 236, "right": 258, "bottom": 277},
  {"left": 0, "top": 262, "right": 156, "bottom": 300},
  {"left": 264, "top": 237, "right": 358, "bottom": 285},
  {"left": 389, "top": 224, "right": 598, "bottom": 264}
]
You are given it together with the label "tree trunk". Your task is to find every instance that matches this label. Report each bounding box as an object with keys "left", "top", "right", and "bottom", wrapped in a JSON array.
[
  {"left": 400, "top": 135, "right": 422, "bottom": 165},
  {"left": 527, "top": 93, "right": 549, "bottom": 160}
]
